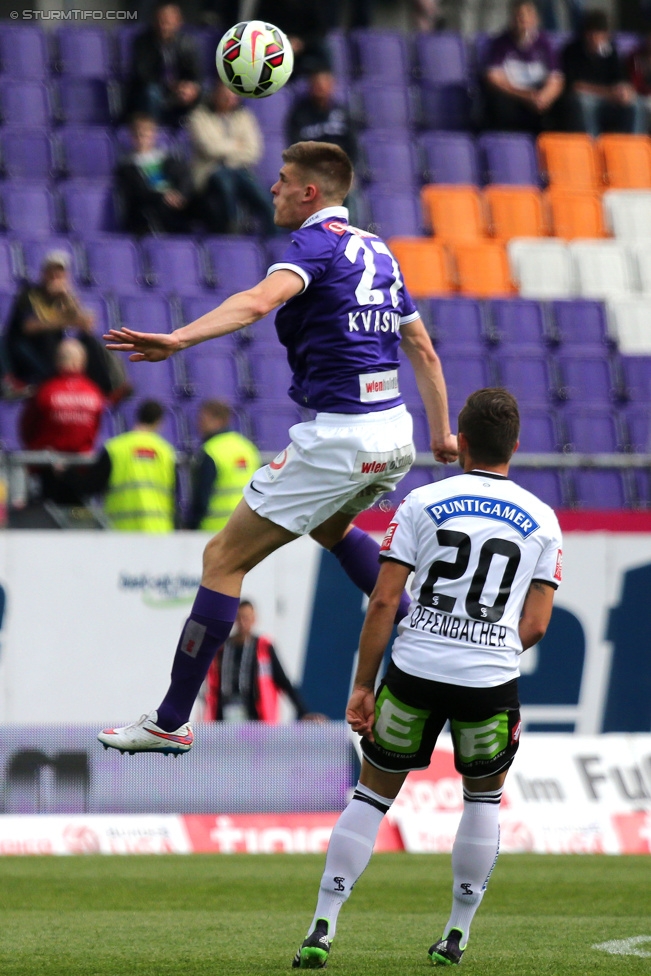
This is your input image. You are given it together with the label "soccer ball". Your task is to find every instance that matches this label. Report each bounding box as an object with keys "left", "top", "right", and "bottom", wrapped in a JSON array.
[{"left": 216, "top": 20, "right": 294, "bottom": 99}]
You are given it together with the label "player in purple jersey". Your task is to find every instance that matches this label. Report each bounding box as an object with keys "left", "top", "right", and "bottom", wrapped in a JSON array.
[{"left": 98, "top": 142, "right": 458, "bottom": 755}]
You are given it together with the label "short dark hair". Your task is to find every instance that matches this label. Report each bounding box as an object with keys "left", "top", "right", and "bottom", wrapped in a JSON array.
[
  {"left": 238, "top": 600, "right": 254, "bottom": 611},
  {"left": 282, "top": 141, "right": 353, "bottom": 201},
  {"left": 458, "top": 388, "right": 520, "bottom": 466},
  {"left": 582, "top": 9, "right": 609, "bottom": 33},
  {"left": 199, "top": 399, "right": 231, "bottom": 425},
  {"left": 129, "top": 111, "right": 156, "bottom": 129},
  {"left": 136, "top": 399, "right": 164, "bottom": 426},
  {"left": 511, "top": 0, "right": 538, "bottom": 14}
]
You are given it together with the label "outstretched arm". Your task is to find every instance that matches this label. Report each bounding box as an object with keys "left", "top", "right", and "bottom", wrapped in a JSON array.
[
  {"left": 104, "top": 269, "right": 303, "bottom": 362},
  {"left": 400, "top": 317, "right": 458, "bottom": 463}
]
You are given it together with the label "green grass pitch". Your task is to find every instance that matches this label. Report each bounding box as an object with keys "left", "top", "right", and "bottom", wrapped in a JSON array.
[{"left": 0, "top": 853, "right": 649, "bottom": 975}]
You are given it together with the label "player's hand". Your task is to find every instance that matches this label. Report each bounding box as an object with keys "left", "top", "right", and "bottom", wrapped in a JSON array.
[
  {"left": 103, "top": 328, "right": 179, "bottom": 362},
  {"left": 346, "top": 686, "right": 376, "bottom": 741},
  {"left": 432, "top": 432, "right": 458, "bottom": 464}
]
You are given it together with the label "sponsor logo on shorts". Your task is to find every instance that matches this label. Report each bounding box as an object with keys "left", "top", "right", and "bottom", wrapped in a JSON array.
[
  {"left": 266, "top": 445, "right": 294, "bottom": 482},
  {"left": 359, "top": 369, "right": 400, "bottom": 402},
  {"left": 351, "top": 445, "right": 414, "bottom": 483},
  {"left": 554, "top": 549, "right": 563, "bottom": 581},
  {"left": 452, "top": 714, "right": 509, "bottom": 762},
  {"left": 425, "top": 495, "right": 540, "bottom": 539},
  {"left": 380, "top": 522, "right": 397, "bottom": 551}
]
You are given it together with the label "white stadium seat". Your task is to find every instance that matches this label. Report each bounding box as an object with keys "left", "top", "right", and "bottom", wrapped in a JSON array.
[
  {"left": 607, "top": 297, "right": 651, "bottom": 353},
  {"left": 603, "top": 189, "right": 651, "bottom": 241},
  {"left": 507, "top": 238, "right": 574, "bottom": 299},
  {"left": 629, "top": 240, "right": 651, "bottom": 294},
  {"left": 569, "top": 240, "right": 635, "bottom": 299}
]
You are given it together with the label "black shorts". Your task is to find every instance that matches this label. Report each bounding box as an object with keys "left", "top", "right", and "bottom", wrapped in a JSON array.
[{"left": 361, "top": 660, "right": 521, "bottom": 778}]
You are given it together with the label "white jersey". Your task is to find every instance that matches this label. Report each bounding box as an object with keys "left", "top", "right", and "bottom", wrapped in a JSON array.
[{"left": 380, "top": 470, "right": 563, "bottom": 688}]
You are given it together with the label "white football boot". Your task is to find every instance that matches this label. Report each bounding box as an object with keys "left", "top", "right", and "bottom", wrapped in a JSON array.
[{"left": 98, "top": 711, "right": 193, "bottom": 756}]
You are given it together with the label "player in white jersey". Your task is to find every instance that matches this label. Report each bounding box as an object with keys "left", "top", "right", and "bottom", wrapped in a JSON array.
[{"left": 293, "top": 388, "right": 562, "bottom": 969}]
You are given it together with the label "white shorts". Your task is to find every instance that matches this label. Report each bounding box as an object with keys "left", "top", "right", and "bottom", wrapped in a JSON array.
[{"left": 243, "top": 404, "right": 415, "bottom": 535}]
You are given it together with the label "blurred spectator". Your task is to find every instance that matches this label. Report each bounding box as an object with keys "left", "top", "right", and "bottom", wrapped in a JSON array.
[
  {"left": 441, "top": 0, "right": 512, "bottom": 35},
  {"left": 255, "top": 0, "right": 331, "bottom": 76},
  {"left": 60, "top": 400, "right": 177, "bottom": 532},
  {"left": 20, "top": 339, "right": 105, "bottom": 455},
  {"left": 561, "top": 9, "right": 645, "bottom": 136},
  {"left": 186, "top": 399, "right": 260, "bottom": 531},
  {"left": 286, "top": 69, "right": 357, "bottom": 163},
  {"left": 205, "top": 600, "right": 311, "bottom": 722},
  {"left": 115, "top": 113, "right": 193, "bottom": 235},
  {"left": 188, "top": 80, "right": 275, "bottom": 235},
  {"left": 627, "top": 31, "right": 651, "bottom": 128},
  {"left": 484, "top": 0, "right": 564, "bottom": 133},
  {"left": 126, "top": 1, "right": 202, "bottom": 126},
  {"left": 5, "top": 252, "right": 124, "bottom": 399},
  {"left": 413, "top": 0, "right": 439, "bottom": 31}
]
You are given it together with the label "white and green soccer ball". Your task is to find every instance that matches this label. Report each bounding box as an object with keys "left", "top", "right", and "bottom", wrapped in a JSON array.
[{"left": 216, "top": 20, "right": 294, "bottom": 99}]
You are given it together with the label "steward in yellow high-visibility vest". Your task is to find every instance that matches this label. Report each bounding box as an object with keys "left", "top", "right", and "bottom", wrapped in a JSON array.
[
  {"left": 187, "top": 399, "right": 260, "bottom": 532},
  {"left": 104, "top": 400, "right": 176, "bottom": 532}
]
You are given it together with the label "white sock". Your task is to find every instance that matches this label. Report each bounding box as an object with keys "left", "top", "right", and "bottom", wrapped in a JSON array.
[
  {"left": 442, "top": 787, "right": 502, "bottom": 946},
  {"left": 308, "top": 783, "right": 393, "bottom": 940}
]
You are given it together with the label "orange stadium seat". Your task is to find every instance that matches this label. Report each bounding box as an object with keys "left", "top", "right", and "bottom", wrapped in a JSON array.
[
  {"left": 484, "top": 185, "right": 547, "bottom": 240},
  {"left": 537, "top": 133, "right": 601, "bottom": 191},
  {"left": 388, "top": 237, "right": 454, "bottom": 296},
  {"left": 420, "top": 184, "right": 486, "bottom": 241},
  {"left": 546, "top": 188, "right": 606, "bottom": 239},
  {"left": 598, "top": 134, "right": 651, "bottom": 188},
  {"left": 451, "top": 240, "right": 515, "bottom": 297}
]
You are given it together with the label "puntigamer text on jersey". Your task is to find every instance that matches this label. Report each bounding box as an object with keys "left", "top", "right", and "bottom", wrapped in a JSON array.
[{"left": 425, "top": 496, "right": 540, "bottom": 539}]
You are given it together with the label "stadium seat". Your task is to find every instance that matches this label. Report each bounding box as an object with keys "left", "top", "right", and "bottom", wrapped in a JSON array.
[
  {"left": 624, "top": 401, "right": 651, "bottom": 449},
  {"left": 0, "top": 25, "right": 48, "bottom": 79},
  {"left": 118, "top": 294, "right": 175, "bottom": 335},
  {"left": 629, "top": 241, "right": 651, "bottom": 295},
  {"left": 75, "top": 289, "right": 116, "bottom": 337},
  {"left": 178, "top": 345, "right": 241, "bottom": 403},
  {"left": 598, "top": 134, "right": 651, "bottom": 189},
  {"left": 490, "top": 297, "right": 548, "bottom": 347},
  {"left": 359, "top": 133, "right": 419, "bottom": 187},
  {"left": 607, "top": 297, "right": 651, "bottom": 354},
  {"left": 546, "top": 188, "right": 605, "bottom": 239},
  {"left": 0, "top": 79, "right": 52, "bottom": 127},
  {"left": 552, "top": 299, "right": 609, "bottom": 350},
  {"left": 0, "top": 240, "right": 17, "bottom": 291},
  {"left": 496, "top": 347, "right": 556, "bottom": 405},
  {"left": 397, "top": 349, "right": 423, "bottom": 405},
  {"left": 85, "top": 237, "right": 143, "bottom": 293},
  {"left": 414, "top": 32, "right": 469, "bottom": 86},
  {"left": 421, "top": 185, "right": 486, "bottom": 240},
  {"left": 419, "top": 83, "right": 473, "bottom": 131},
  {"left": 561, "top": 405, "right": 622, "bottom": 452},
  {"left": 602, "top": 189, "right": 651, "bottom": 241},
  {"left": 59, "top": 126, "right": 116, "bottom": 179},
  {"left": 418, "top": 132, "right": 479, "bottom": 185},
  {"left": 0, "top": 400, "right": 24, "bottom": 451},
  {"left": 573, "top": 470, "right": 629, "bottom": 509},
  {"left": 56, "top": 78, "right": 113, "bottom": 125},
  {"left": 352, "top": 29, "right": 409, "bottom": 85},
  {"left": 484, "top": 186, "right": 546, "bottom": 240},
  {"left": 140, "top": 238, "right": 207, "bottom": 294},
  {"left": 20, "top": 237, "right": 82, "bottom": 285},
  {"left": 434, "top": 351, "right": 493, "bottom": 404},
  {"left": 570, "top": 240, "right": 635, "bottom": 299},
  {"left": 0, "top": 182, "right": 56, "bottom": 236},
  {"left": 508, "top": 238, "right": 574, "bottom": 298},
  {"left": 517, "top": 406, "right": 560, "bottom": 452},
  {"left": 1, "top": 129, "right": 55, "bottom": 181},
  {"left": 478, "top": 132, "right": 540, "bottom": 186},
  {"left": 247, "top": 85, "right": 294, "bottom": 136},
  {"left": 60, "top": 181, "right": 118, "bottom": 235},
  {"left": 55, "top": 26, "right": 114, "bottom": 79},
  {"left": 327, "top": 30, "right": 352, "bottom": 84},
  {"left": 205, "top": 237, "right": 266, "bottom": 293},
  {"left": 122, "top": 356, "right": 178, "bottom": 402},
  {"left": 510, "top": 469, "right": 565, "bottom": 508},
  {"left": 387, "top": 466, "right": 436, "bottom": 506},
  {"left": 451, "top": 240, "right": 514, "bottom": 297},
  {"left": 253, "top": 132, "right": 284, "bottom": 198},
  {"left": 428, "top": 296, "right": 485, "bottom": 346},
  {"left": 115, "top": 23, "right": 141, "bottom": 77},
  {"left": 249, "top": 348, "right": 294, "bottom": 400},
  {"left": 247, "top": 402, "right": 303, "bottom": 451},
  {"left": 556, "top": 348, "right": 616, "bottom": 404},
  {"left": 367, "top": 187, "right": 423, "bottom": 238},
  {"left": 387, "top": 238, "right": 453, "bottom": 296},
  {"left": 181, "top": 295, "right": 239, "bottom": 352},
  {"left": 354, "top": 82, "right": 415, "bottom": 130},
  {"left": 537, "top": 133, "right": 601, "bottom": 191}
]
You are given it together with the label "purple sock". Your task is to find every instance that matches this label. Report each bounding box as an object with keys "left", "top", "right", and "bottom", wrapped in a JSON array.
[
  {"left": 156, "top": 586, "right": 239, "bottom": 732},
  {"left": 330, "top": 526, "right": 410, "bottom": 624}
]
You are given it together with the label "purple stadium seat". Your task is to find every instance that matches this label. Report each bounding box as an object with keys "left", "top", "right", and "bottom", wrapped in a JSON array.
[
  {"left": 116, "top": 24, "right": 141, "bottom": 77},
  {"left": 478, "top": 133, "right": 540, "bottom": 186},
  {"left": 181, "top": 345, "right": 241, "bottom": 402},
  {"left": 0, "top": 290, "right": 14, "bottom": 329},
  {"left": 253, "top": 132, "right": 284, "bottom": 194},
  {"left": 247, "top": 311, "right": 278, "bottom": 346},
  {"left": 0, "top": 182, "right": 56, "bottom": 237},
  {"left": 415, "top": 32, "right": 469, "bottom": 86},
  {"left": 123, "top": 356, "right": 177, "bottom": 402},
  {"left": 85, "top": 238, "right": 143, "bottom": 293},
  {"left": 557, "top": 350, "right": 614, "bottom": 404},
  {"left": 60, "top": 181, "right": 118, "bottom": 234},
  {"left": 621, "top": 356, "right": 651, "bottom": 403},
  {"left": 352, "top": 29, "right": 409, "bottom": 85},
  {"left": 204, "top": 237, "right": 266, "bottom": 292},
  {"left": 429, "top": 297, "right": 485, "bottom": 346},
  {"left": 20, "top": 238, "right": 81, "bottom": 285},
  {"left": 247, "top": 402, "right": 304, "bottom": 451},
  {"left": 0, "top": 80, "right": 51, "bottom": 127},
  {"left": 97, "top": 408, "right": 119, "bottom": 445},
  {"left": 552, "top": 300, "right": 609, "bottom": 351},
  {"left": 0, "top": 240, "right": 17, "bottom": 291},
  {"left": 119, "top": 400, "right": 184, "bottom": 447},
  {"left": 55, "top": 27, "right": 113, "bottom": 79},
  {"left": 614, "top": 32, "right": 641, "bottom": 58},
  {"left": 387, "top": 466, "right": 435, "bottom": 506},
  {"left": 518, "top": 407, "right": 560, "bottom": 453},
  {"left": 57, "top": 78, "right": 112, "bottom": 125},
  {"left": 327, "top": 30, "right": 352, "bottom": 83},
  {"left": 420, "top": 83, "right": 472, "bottom": 131},
  {"left": 624, "top": 404, "right": 651, "bottom": 451},
  {"left": 266, "top": 235, "right": 292, "bottom": 267},
  {"left": 397, "top": 350, "right": 421, "bottom": 405},
  {"left": 75, "top": 290, "right": 115, "bottom": 337},
  {"left": 410, "top": 406, "right": 432, "bottom": 451},
  {"left": 359, "top": 132, "right": 419, "bottom": 187},
  {"left": 59, "top": 126, "right": 116, "bottom": 179},
  {"left": 0, "top": 25, "right": 48, "bottom": 79},
  {"left": 141, "top": 238, "right": 206, "bottom": 295},
  {"left": 249, "top": 349, "right": 293, "bottom": 400},
  {"left": 181, "top": 295, "right": 239, "bottom": 351},
  {"left": 248, "top": 86, "right": 294, "bottom": 135},
  {"left": 562, "top": 406, "right": 621, "bottom": 452},
  {"left": 419, "top": 131, "right": 479, "bottom": 185},
  {"left": 119, "top": 294, "right": 175, "bottom": 335},
  {"left": 0, "top": 401, "right": 24, "bottom": 451},
  {"left": 2, "top": 129, "right": 54, "bottom": 180},
  {"left": 436, "top": 351, "right": 492, "bottom": 403},
  {"left": 490, "top": 298, "right": 547, "bottom": 347},
  {"left": 498, "top": 348, "right": 555, "bottom": 405},
  {"left": 366, "top": 187, "right": 422, "bottom": 237},
  {"left": 354, "top": 82, "right": 414, "bottom": 130},
  {"left": 573, "top": 471, "right": 629, "bottom": 508},
  {"left": 510, "top": 470, "right": 565, "bottom": 509}
]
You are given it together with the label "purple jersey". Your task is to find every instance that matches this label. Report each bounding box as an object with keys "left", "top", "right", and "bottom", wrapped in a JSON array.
[{"left": 267, "top": 206, "right": 420, "bottom": 414}]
